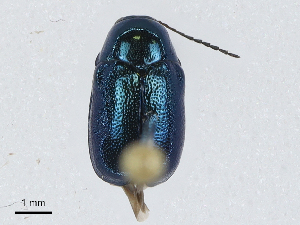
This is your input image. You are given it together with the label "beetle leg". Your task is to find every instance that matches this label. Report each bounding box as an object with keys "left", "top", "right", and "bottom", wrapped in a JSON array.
[{"left": 122, "top": 183, "right": 149, "bottom": 222}]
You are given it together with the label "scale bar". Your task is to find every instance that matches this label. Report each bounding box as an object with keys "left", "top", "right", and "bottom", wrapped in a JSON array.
[{"left": 15, "top": 211, "right": 52, "bottom": 214}]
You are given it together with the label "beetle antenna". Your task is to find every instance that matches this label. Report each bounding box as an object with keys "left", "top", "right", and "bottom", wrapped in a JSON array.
[{"left": 156, "top": 20, "right": 240, "bottom": 58}]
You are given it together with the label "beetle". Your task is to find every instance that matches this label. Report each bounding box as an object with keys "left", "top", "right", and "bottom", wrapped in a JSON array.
[{"left": 88, "top": 15, "right": 239, "bottom": 221}]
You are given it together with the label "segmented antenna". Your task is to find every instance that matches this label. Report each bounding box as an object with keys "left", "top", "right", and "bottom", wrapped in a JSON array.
[{"left": 156, "top": 20, "right": 240, "bottom": 58}]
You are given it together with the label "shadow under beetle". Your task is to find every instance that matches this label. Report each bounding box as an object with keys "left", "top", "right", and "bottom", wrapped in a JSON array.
[{"left": 88, "top": 15, "right": 239, "bottom": 222}]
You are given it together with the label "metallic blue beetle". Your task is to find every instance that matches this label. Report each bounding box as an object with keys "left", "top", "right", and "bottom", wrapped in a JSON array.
[
  {"left": 89, "top": 15, "right": 184, "bottom": 221},
  {"left": 89, "top": 15, "right": 239, "bottom": 221}
]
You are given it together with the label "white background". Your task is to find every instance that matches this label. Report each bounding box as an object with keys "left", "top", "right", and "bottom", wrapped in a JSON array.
[{"left": 1, "top": 0, "right": 299, "bottom": 224}]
